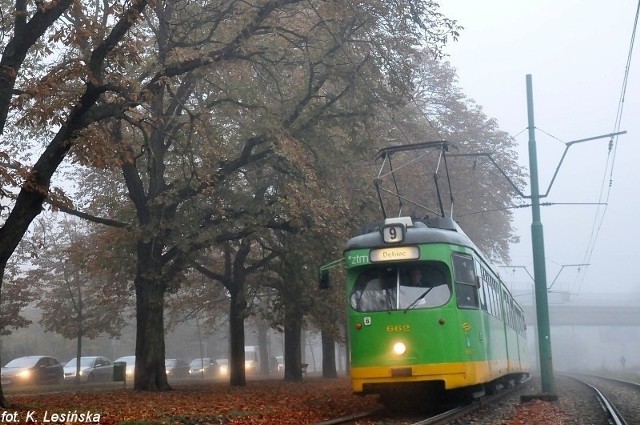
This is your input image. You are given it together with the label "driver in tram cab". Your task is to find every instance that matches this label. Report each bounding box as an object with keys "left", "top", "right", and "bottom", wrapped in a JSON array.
[
  {"left": 408, "top": 266, "right": 424, "bottom": 286},
  {"left": 407, "top": 265, "right": 444, "bottom": 287},
  {"left": 403, "top": 265, "right": 450, "bottom": 307}
]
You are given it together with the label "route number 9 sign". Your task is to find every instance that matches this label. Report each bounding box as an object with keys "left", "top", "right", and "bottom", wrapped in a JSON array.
[{"left": 381, "top": 224, "right": 404, "bottom": 243}]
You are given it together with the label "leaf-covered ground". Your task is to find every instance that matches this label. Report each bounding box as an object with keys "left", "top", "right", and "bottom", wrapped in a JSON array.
[
  {"left": 4, "top": 377, "right": 381, "bottom": 424},
  {"left": 507, "top": 400, "right": 569, "bottom": 425}
]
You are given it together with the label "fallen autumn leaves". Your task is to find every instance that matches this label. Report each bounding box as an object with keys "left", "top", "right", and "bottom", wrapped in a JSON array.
[{"left": 3, "top": 377, "right": 381, "bottom": 424}]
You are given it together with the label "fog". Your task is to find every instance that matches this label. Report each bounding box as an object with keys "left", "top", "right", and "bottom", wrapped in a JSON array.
[
  {"left": 518, "top": 298, "right": 640, "bottom": 373},
  {"left": 1, "top": 307, "right": 343, "bottom": 376},
  {"left": 547, "top": 325, "right": 640, "bottom": 372},
  {"left": 4, "top": 1, "right": 638, "bottom": 379},
  {"left": 438, "top": 1, "right": 640, "bottom": 374},
  {"left": 439, "top": 1, "right": 640, "bottom": 298}
]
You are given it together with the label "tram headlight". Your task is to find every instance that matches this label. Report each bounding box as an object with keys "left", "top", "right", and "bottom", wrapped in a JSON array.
[{"left": 392, "top": 342, "right": 407, "bottom": 356}]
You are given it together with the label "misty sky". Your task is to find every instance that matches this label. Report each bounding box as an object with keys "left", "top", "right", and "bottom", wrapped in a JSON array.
[{"left": 438, "top": 1, "right": 639, "bottom": 298}]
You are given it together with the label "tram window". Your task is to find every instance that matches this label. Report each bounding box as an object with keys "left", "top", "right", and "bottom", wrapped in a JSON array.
[
  {"left": 456, "top": 283, "right": 479, "bottom": 308},
  {"left": 478, "top": 270, "right": 488, "bottom": 311},
  {"left": 486, "top": 275, "right": 499, "bottom": 318},
  {"left": 350, "top": 268, "right": 396, "bottom": 312},
  {"left": 479, "top": 268, "right": 490, "bottom": 312},
  {"left": 505, "top": 298, "right": 513, "bottom": 328},
  {"left": 351, "top": 263, "right": 451, "bottom": 312},
  {"left": 452, "top": 254, "right": 479, "bottom": 309},
  {"left": 399, "top": 262, "right": 451, "bottom": 309},
  {"left": 452, "top": 253, "right": 476, "bottom": 284},
  {"left": 509, "top": 299, "right": 517, "bottom": 330}
]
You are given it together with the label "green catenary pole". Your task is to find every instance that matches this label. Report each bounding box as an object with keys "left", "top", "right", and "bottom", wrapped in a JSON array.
[{"left": 526, "top": 74, "right": 556, "bottom": 395}]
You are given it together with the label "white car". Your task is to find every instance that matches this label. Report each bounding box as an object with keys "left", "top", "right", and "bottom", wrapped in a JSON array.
[
  {"left": 216, "top": 359, "right": 229, "bottom": 376},
  {"left": 64, "top": 356, "right": 113, "bottom": 383}
]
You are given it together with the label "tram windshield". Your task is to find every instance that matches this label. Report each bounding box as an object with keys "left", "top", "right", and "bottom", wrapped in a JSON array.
[{"left": 350, "top": 262, "right": 451, "bottom": 312}]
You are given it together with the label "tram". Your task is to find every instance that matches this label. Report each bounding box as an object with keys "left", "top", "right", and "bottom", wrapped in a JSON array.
[{"left": 344, "top": 215, "right": 529, "bottom": 399}]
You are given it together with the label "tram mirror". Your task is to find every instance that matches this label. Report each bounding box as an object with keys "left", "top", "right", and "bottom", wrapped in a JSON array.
[
  {"left": 476, "top": 276, "right": 481, "bottom": 287},
  {"left": 319, "top": 270, "right": 330, "bottom": 290}
]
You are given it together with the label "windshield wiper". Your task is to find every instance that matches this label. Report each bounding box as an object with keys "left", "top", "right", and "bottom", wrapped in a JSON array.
[
  {"left": 403, "top": 287, "right": 433, "bottom": 313},
  {"left": 385, "top": 289, "right": 395, "bottom": 313}
]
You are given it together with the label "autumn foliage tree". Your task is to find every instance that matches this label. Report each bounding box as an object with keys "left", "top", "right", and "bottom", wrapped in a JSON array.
[
  {"left": 0, "top": 268, "right": 34, "bottom": 337},
  {"left": 0, "top": 0, "right": 149, "bottom": 406},
  {"left": 14, "top": 218, "right": 131, "bottom": 373},
  {"left": 0, "top": 0, "right": 530, "bottom": 404},
  {"left": 64, "top": 0, "right": 462, "bottom": 391}
]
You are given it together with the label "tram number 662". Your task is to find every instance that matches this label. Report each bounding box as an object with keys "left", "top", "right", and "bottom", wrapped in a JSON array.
[{"left": 386, "top": 325, "right": 410, "bottom": 332}]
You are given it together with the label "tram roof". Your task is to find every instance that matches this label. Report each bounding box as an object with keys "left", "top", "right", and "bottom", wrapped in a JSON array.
[{"left": 345, "top": 216, "right": 477, "bottom": 250}]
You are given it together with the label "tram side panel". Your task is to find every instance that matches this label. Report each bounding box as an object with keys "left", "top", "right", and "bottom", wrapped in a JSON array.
[
  {"left": 478, "top": 263, "right": 529, "bottom": 379},
  {"left": 504, "top": 298, "right": 520, "bottom": 375},
  {"left": 512, "top": 307, "right": 529, "bottom": 374},
  {"left": 451, "top": 250, "right": 513, "bottom": 386},
  {"left": 478, "top": 266, "right": 510, "bottom": 381}
]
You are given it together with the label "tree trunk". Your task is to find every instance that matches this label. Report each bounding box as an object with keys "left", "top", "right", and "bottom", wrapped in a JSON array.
[
  {"left": 283, "top": 302, "right": 303, "bottom": 381},
  {"left": 228, "top": 289, "right": 247, "bottom": 386},
  {"left": 134, "top": 267, "right": 170, "bottom": 391},
  {"left": 257, "top": 320, "right": 270, "bottom": 375},
  {"left": 75, "top": 326, "right": 83, "bottom": 384},
  {"left": 0, "top": 264, "right": 9, "bottom": 408},
  {"left": 321, "top": 329, "right": 338, "bottom": 378}
]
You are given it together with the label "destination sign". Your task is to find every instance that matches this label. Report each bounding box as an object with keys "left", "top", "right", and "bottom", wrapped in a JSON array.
[{"left": 370, "top": 246, "right": 419, "bottom": 262}]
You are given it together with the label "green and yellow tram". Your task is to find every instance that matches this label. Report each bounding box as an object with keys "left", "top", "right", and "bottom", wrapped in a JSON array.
[{"left": 345, "top": 215, "right": 529, "bottom": 399}]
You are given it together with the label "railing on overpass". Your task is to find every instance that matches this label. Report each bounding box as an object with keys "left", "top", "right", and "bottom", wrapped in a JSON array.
[{"left": 522, "top": 305, "right": 640, "bottom": 326}]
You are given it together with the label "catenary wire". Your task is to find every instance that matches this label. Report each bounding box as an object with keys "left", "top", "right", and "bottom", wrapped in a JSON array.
[{"left": 575, "top": 0, "right": 639, "bottom": 294}]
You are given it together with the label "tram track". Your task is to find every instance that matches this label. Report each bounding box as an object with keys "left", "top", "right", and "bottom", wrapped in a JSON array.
[
  {"left": 415, "top": 378, "right": 530, "bottom": 425},
  {"left": 315, "top": 408, "right": 384, "bottom": 425},
  {"left": 565, "top": 373, "right": 640, "bottom": 424},
  {"left": 316, "top": 377, "right": 530, "bottom": 425}
]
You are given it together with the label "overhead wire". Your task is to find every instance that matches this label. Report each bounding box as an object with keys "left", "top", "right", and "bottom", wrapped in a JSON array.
[
  {"left": 305, "top": 1, "right": 638, "bottom": 291},
  {"left": 574, "top": 0, "right": 639, "bottom": 294}
]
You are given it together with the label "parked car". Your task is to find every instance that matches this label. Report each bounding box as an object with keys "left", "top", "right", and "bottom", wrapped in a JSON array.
[
  {"left": 276, "top": 355, "right": 284, "bottom": 373},
  {"left": 216, "top": 358, "right": 229, "bottom": 377},
  {"left": 165, "top": 359, "right": 189, "bottom": 379},
  {"left": 114, "top": 355, "right": 136, "bottom": 379},
  {"left": 1, "top": 356, "right": 64, "bottom": 386},
  {"left": 64, "top": 356, "right": 113, "bottom": 383},
  {"left": 244, "top": 346, "right": 260, "bottom": 374},
  {"left": 188, "top": 358, "right": 219, "bottom": 378}
]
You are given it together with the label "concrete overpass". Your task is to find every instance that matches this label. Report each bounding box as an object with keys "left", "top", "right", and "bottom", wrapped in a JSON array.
[{"left": 522, "top": 304, "right": 640, "bottom": 326}]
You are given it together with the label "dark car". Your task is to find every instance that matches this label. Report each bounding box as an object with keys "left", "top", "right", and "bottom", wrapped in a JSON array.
[
  {"left": 188, "top": 358, "right": 219, "bottom": 378},
  {"left": 1, "top": 356, "right": 64, "bottom": 386},
  {"left": 165, "top": 359, "right": 189, "bottom": 379},
  {"left": 64, "top": 356, "right": 113, "bottom": 383}
]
